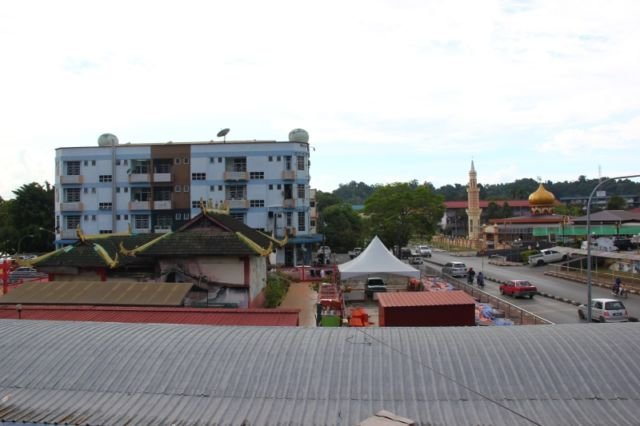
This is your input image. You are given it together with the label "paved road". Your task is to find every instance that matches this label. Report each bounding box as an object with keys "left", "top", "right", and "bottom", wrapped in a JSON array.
[{"left": 425, "top": 251, "right": 639, "bottom": 323}]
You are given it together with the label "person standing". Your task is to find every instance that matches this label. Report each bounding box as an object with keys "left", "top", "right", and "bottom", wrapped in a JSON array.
[
  {"left": 467, "top": 267, "right": 476, "bottom": 285},
  {"left": 476, "top": 271, "right": 485, "bottom": 288}
]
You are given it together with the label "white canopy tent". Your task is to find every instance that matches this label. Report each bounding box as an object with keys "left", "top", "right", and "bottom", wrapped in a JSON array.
[{"left": 338, "top": 236, "right": 420, "bottom": 279}]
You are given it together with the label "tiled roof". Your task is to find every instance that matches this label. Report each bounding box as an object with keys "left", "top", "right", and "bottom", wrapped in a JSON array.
[
  {"left": 572, "top": 210, "right": 640, "bottom": 223},
  {"left": 34, "top": 234, "right": 158, "bottom": 268},
  {"left": 0, "top": 305, "right": 300, "bottom": 326},
  {"left": 377, "top": 290, "right": 476, "bottom": 307},
  {"left": 0, "top": 322, "right": 638, "bottom": 425},
  {"left": 0, "top": 281, "right": 194, "bottom": 306}
]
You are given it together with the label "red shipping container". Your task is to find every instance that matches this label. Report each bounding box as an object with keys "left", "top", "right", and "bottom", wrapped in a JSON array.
[{"left": 378, "top": 291, "right": 475, "bottom": 327}]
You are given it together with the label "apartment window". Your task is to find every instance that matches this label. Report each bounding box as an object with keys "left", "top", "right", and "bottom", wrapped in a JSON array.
[
  {"left": 297, "top": 155, "right": 305, "bottom": 171},
  {"left": 183, "top": 213, "right": 190, "bottom": 220},
  {"left": 183, "top": 158, "right": 189, "bottom": 164},
  {"left": 210, "top": 185, "right": 215, "bottom": 191},
  {"left": 310, "top": 219, "right": 316, "bottom": 227},
  {"left": 174, "top": 185, "right": 182, "bottom": 192},
  {"left": 226, "top": 157, "right": 247, "bottom": 172},
  {"left": 130, "top": 160, "right": 149, "bottom": 174},
  {"left": 277, "top": 156, "right": 281, "bottom": 161},
  {"left": 116, "top": 159, "right": 121, "bottom": 166},
  {"left": 269, "top": 184, "right": 273, "bottom": 190},
  {"left": 124, "top": 160, "right": 128, "bottom": 165},
  {"left": 286, "top": 212, "right": 292, "bottom": 226},
  {"left": 124, "top": 215, "right": 128, "bottom": 220},
  {"left": 210, "top": 157, "right": 215, "bottom": 163},
  {"left": 250, "top": 199, "right": 265, "bottom": 208},
  {"left": 249, "top": 171, "right": 264, "bottom": 179},
  {"left": 284, "top": 156, "right": 292, "bottom": 170},
  {"left": 92, "top": 160, "right": 96, "bottom": 166},
  {"left": 192, "top": 172, "right": 206, "bottom": 180},
  {"left": 175, "top": 213, "right": 182, "bottom": 220},
  {"left": 92, "top": 188, "right": 96, "bottom": 194},
  {"left": 218, "top": 185, "right": 223, "bottom": 191},
  {"left": 191, "top": 201, "right": 200, "bottom": 209},
  {"left": 84, "top": 215, "right": 89, "bottom": 221},
  {"left": 99, "top": 229, "right": 112, "bottom": 234},
  {"left": 298, "top": 211, "right": 306, "bottom": 231},
  {"left": 226, "top": 185, "right": 246, "bottom": 200},
  {"left": 156, "top": 215, "right": 172, "bottom": 229},
  {"left": 84, "top": 160, "right": 88, "bottom": 166},
  {"left": 131, "top": 188, "right": 151, "bottom": 201},
  {"left": 277, "top": 184, "right": 282, "bottom": 190},
  {"left": 268, "top": 156, "right": 273, "bottom": 162},
  {"left": 134, "top": 215, "right": 150, "bottom": 229},
  {"left": 310, "top": 200, "right": 316, "bottom": 207},
  {"left": 297, "top": 184, "right": 305, "bottom": 199},
  {"left": 66, "top": 215, "right": 81, "bottom": 229},
  {"left": 218, "top": 157, "right": 223, "bottom": 163},
  {"left": 64, "top": 188, "right": 81, "bottom": 202},
  {"left": 83, "top": 188, "right": 88, "bottom": 194},
  {"left": 99, "top": 175, "right": 112, "bottom": 183},
  {"left": 230, "top": 212, "right": 245, "bottom": 222},
  {"left": 183, "top": 185, "right": 190, "bottom": 192},
  {"left": 99, "top": 202, "right": 112, "bottom": 210},
  {"left": 175, "top": 158, "right": 181, "bottom": 165},
  {"left": 91, "top": 215, "right": 96, "bottom": 221},
  {"left": 154, "top": 188, "right": 172, "bottom": 201},
  {"left": 116, "top": 215, "right": 121, "bottom": 220},
  {"left": 65, "top": 161, "right": 80, "bottom": 175},
  {"left": 154, "top": 161, "right": 171, "bottom": 173}
]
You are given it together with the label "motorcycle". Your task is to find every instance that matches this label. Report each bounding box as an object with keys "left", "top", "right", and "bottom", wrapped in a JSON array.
[{"left": 611, "top": 288, "right": 628, "bottom": 299}]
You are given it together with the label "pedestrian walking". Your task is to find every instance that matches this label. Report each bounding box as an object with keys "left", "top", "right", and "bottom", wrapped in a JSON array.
[
  {"left": 476, "top": 271, "right": 485, "bottom": 288},
  {"left": 467, "top": 267, "right": 476, "bottom": 285}
]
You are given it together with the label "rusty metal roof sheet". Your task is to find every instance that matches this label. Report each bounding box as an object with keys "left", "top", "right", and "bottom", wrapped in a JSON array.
[
  {"left": 0, "top": 281, "right": 194, "bottom": 306},
  {"left": 0, "top": 322, "right": 639, "bottom": 425},
  {"left": 377, "top": 290, "right": 476, "bottom": 307},
  {"left": 0, "top": 305, "right": 299, "bottom": 326}
]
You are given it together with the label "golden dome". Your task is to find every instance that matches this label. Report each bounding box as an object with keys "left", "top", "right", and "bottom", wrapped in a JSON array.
[{"left": 528, "top": 183, "right": 556, "bottom": 206}]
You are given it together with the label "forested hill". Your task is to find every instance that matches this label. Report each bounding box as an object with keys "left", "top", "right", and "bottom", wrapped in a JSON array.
[{"left": 329, "top": 177, "right": 640, "bottom": 204}]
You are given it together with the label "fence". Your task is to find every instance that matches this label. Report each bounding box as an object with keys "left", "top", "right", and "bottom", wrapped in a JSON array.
[
  {"left": 422, "top": 264, "right": 552, "bottom": 325},
  {"left": 546, "top": 262, "right": 640, "bottom": 293}
]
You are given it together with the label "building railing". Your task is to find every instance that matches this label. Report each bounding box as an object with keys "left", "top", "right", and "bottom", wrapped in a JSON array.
[
  {"left": 546, "top": 263, "right": 640, "bottom": 294},
  {"left": 153, "top": 200, "right": 172, "bottom": 210},
  {"left": 153, "top": 172, "right": 172, "bottom": 183},
  {"left": 223, "top": 171, "right": 249, "bottom": 181},
  {"left": 225, "top": 199, "right": 249, "bottom": 209},
  {"left": 129, "top": 201, "right": 151, "bottom": 210},
  {"left": 128, "top": 173, "right": 150, "bottom": 183},
  {"left": 59, "top": 175, "right": 83, "bottom": 185},
  {"left": 281, "top": 170, "right": 296, "bottom": 180},
  {"left": 59, "top": 202, "right": 83, "bottom": 212}
]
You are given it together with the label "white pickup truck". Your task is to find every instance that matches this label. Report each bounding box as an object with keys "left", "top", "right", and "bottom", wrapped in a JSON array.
[{"left": 528, "top": 249, "right": 568, "bottom": 266}]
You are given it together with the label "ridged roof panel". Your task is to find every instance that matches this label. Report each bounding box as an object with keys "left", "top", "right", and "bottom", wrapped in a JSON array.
[
  {"left": 378, "top": 290, "right": 476, "bottom": 307},
  {"left": 0, "top": 322, "right": 639, "bottom": 425}
]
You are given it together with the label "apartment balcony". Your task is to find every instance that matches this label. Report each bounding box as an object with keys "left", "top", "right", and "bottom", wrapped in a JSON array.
[
  {"left": 283, "top": 198, "right": 297, "bottom": 209},
  {"left": 153, "top": 200, "right": 172, "bottom": 210},
  {"left": 223, "top": 171, "right": 249, "bottom": 181},
  {"left": 128, "top": 173, "right": 151, "bottom": 183},
  {"left": 61, "top": 229, "right": 79, "bottom": 239},
  {"left": 153, "top": 225, "right": 172, "bottom": 233},
  {"left": 129, "top": 201, "right": 151, "bottom": 210},
  {"left": 59, "top": 202, "right": 83, "bottom": 212},
  {"left": 225, "top": 199, "right": 249, "bottom": 209},
  {"left": 153, "top": 172, "right": 172, "bottom": 183},
  {"left": 133, "top": 227, "right": 151, "bottom": 234},
  {"left": 281, "top": 170, "right": 296, "bottom": 180},
  {"left": 59, "top": 175, "right": 83, "bottom": 185}
]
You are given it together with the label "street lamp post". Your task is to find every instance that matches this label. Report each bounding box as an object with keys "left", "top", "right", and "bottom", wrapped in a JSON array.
[
  {"left": 17, "top": 234, "right": 34, "bottom": 256},
  {"left": 586, "top": 174, "right": 640, "bottom": 322}
]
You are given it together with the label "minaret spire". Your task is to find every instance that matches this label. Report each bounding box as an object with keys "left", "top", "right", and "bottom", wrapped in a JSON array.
[{"left": 466, "top": 160, "right": 482, "bottom": 243}]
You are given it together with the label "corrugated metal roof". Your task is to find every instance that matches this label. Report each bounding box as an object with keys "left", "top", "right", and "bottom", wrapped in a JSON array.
[
  {"left": 378, "top": 290, "right": 476, "bottom": 307},
  {"left": 0, "top": 281, "right": 194, "bottom": 306},
  {"left": 0, "top": 305, "right": 299, "bottom": 326},
  {"left": 1, "top": 321, "right": 639, "bottom": 425}
]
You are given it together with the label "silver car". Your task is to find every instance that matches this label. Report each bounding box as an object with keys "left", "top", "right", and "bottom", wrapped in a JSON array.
[
  {"left": 442, "top": 262, "right": 467, "bottom": 277},
  {"left": 9, "top": 267, "right": 42, "bottom": 283},
  {"left": 578, "top": 298, "right": 628, "bottom": 323}
]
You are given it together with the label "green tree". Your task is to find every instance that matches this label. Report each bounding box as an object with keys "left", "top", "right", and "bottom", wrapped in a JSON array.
[
  {"left": 554, "top": 203, "right": 584, "bottom": 217},
  {"left": 7, "top": 182, "right": 55, "bottom": 253},
  {"left": 607, "top": 195, "right": 627, "bottom": 210},
  {"left": 364, "top": 182, "right": 444, "bottom": 250},
  {"left": 321, "top": 203, "right": 363, "bottom": 252},
  {"left": 484, "top": 201, "right": 502, "bottom": 220},
  {"left": 500, "top": 202, "right": 513, "bottom": 218}
]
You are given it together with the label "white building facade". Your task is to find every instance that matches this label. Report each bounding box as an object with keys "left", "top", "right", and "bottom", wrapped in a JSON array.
[{"left": 54, "top": 129, "right": 321, "bottom": 266}]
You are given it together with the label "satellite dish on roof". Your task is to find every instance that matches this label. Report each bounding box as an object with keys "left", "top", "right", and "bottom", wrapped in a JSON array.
[{"left": 217, "top": 128, "right": 230, "bottom": 142}]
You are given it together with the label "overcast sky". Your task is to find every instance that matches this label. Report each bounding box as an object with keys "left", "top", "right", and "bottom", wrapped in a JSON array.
[{"left": 2, "top": 0, "right": 639, "bottom": 200}]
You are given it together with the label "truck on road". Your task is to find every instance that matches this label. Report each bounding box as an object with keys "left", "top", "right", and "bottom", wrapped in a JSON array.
[{"left": 528, "top": 249, "right": 568, "bottom": 266}]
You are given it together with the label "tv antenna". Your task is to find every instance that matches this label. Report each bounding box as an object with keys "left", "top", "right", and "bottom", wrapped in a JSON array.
[{"left": 217, "top": 128, "right": 230, "bottom": 143}]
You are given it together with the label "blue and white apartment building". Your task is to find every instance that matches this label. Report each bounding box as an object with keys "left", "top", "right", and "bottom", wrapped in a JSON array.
[{"left": 54, "top": 129, "right": 321, "bottom": 266}]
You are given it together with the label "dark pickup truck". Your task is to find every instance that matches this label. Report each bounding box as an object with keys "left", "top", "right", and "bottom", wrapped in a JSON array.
[{"left": 499, "top": 280, "right": 537, "bottom": 299}]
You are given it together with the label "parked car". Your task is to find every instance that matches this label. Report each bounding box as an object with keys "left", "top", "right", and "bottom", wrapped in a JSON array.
[
  {"left": 348, "top": 247, "right": 362, "bottom": 259},
  {"left": 499, "top": 280, "right": 537, "bottom": 299},
  {"left": 578, "top": 298, "right": 629, "bottom": 323},
  {"left": 442, "top": 262, "right": 467, "bottom": 277},
  {"left": 365, "top": 277, "right": 387, "bottom": 299},
  {"left": 9, "top": 267, "right": 42, "bottom": 283},
  {"left": 417, "top": 245, "right": 432, "bottom": 257},
  {"left": 528, "top": 249, "right": 568, "bottom": 266}
]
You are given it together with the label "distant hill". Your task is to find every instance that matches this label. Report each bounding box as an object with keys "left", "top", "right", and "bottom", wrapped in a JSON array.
[{"left": 326, "top": 176, "right": 640, "bottom": 203}]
